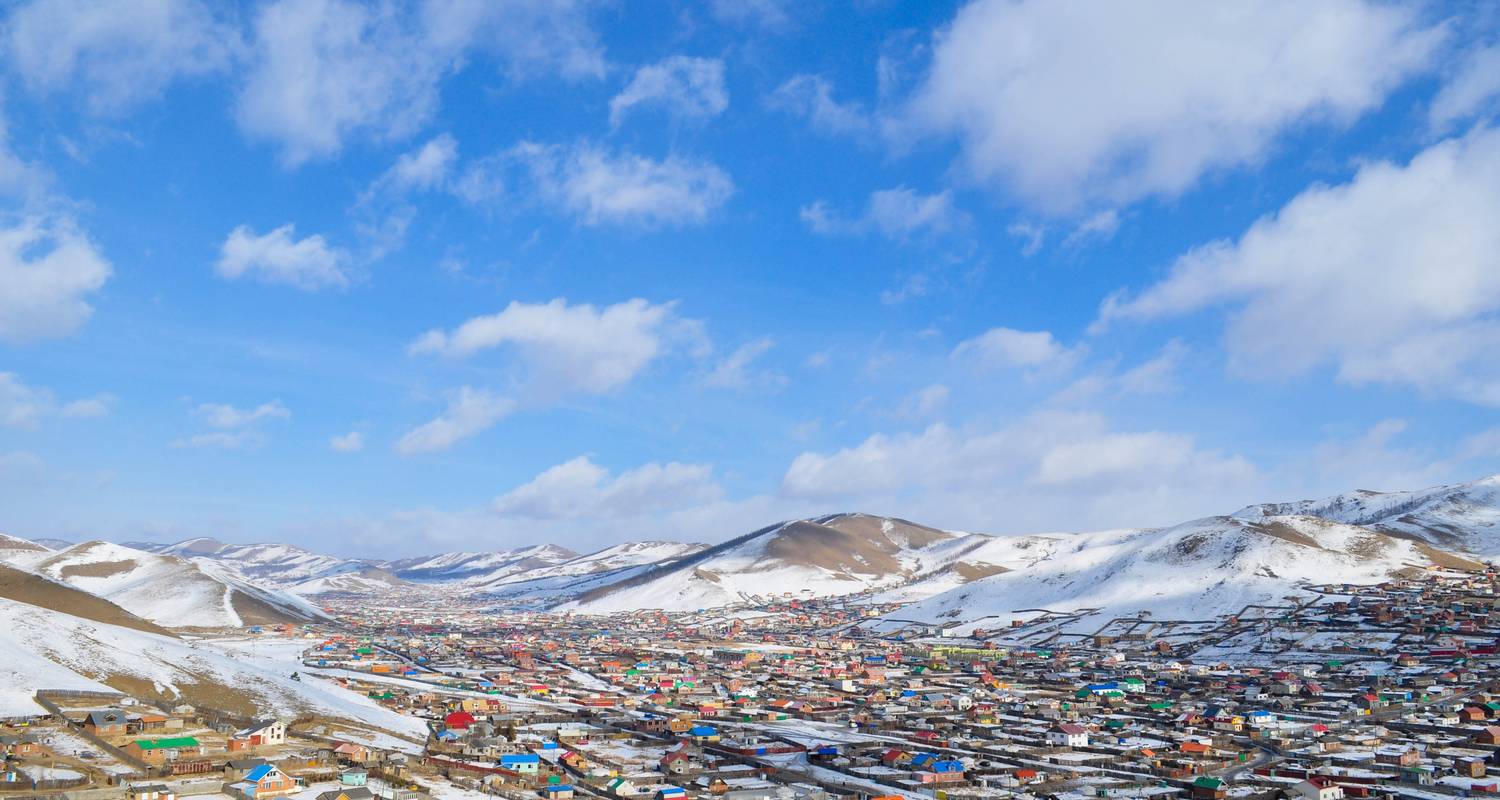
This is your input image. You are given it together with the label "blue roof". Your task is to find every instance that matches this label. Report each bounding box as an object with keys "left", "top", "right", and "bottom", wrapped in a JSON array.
[
  {"left": 502, "top": 754, "right": 541, "bottom": 764},
  {"left": 246, "top": 764, "right": 275, "bottom": 782},
  {"left": 689, "top": 726, "right": 717, "bottom": 736},
  {"left": 547, "top": 786, "right": 574, "bottom": 793}
]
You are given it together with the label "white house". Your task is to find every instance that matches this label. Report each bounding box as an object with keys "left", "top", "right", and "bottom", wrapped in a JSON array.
[{"left": 1046, "top": 723, "right": 1088, "bottom": 748}]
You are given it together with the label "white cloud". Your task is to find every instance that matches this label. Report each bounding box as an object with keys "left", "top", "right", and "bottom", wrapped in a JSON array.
[
  {"left": 216, "top": 224, "right": 350, "bottom": 290},
  {"left": 380, "top": 134, "right": 457, "bottom": 193},
  {"left": 895, "top": 384, "right": 949, "bottom": 420},
  {"left": 493, "top": 456, "right": 722, "bottom": 520},
  {"left": 329, "top": 431, "right": 364, "bottom": 452},
  {"left": 1006, "top": 221, "right": 1046, "bottom": 256},
  {"left": 804, "top": 187, "right": 967, "bottom": 240},
  {"left": 59, "top": 394, "right": 113, "bottom": 419},
  {"left": 395, "top": 386, "right": 514, "bottom": 455},
  {"left": 953, "top": 327, "right": 1078, "bottom": 371},
  {"left": 1097, "top": 127, "right": 1500, "bottom": 406},
  {"left": 610, "top": 56, "right": 728, "bottom": 126},
  {"left": 0, "top": 217, "right": 112, "bottom": 343},
  {"left": 0, "top": 373, "right": 51, "bottom": 429},
  {"left": 768, "top": 74, "right": 872, "bottom": 137},
  {"left": 900, "top": 0, "right": 1444, "bottom": 213},
  {"left": 709, "top": 0, "right": 793, "bottom": 30},
  {"left": 704, "top": 337, "right": 781, "bottom": 389},
  {"left": 4, "top": 0, "right": 235, "bottom": 113},
  {"left": 1061, "top": 209, "right": 1121, "bottom": 248},
  {"left": 195, "top": 400, "right": 290, "bottom": 428},
  {"left": 507, "top": 142, "right": 734, "bottom": 227},
  {"left": 236, "top": 0, "right": 603, "bottom": 166},
  {"left": 411, "top": 298, "right": 698, "bottom": 395},
  {"left": 0, "top": 373, "right": 111, "bottom": 428},
  {"left": 780, "top": 411, "right": 1256, "bottom": 533},
  {"left": 1430, "top": 44, "right": 1500, "bottom": 132},
  {"left": 170, "top": 431, "right": 262, "bottom": 450}
]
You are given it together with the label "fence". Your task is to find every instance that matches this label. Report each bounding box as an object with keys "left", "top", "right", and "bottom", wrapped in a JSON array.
[{"left": 33, "top": 690, "right": 151, "bottom": 775}]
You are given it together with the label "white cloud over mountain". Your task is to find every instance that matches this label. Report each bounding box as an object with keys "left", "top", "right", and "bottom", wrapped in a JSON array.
[
  {"left": 1098, "top": 127, "right": 1500, "bottom": 406},
  {"left": 0, "top": 217, "right": 112, "bottom": 342},
  {"left": 899, "top": 0, "right": 1444, "bottom": 213}
]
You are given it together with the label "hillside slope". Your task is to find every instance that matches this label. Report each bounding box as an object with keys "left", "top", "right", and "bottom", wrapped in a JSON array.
[
  {"left": 1235, "top": 474, "right": 1500, "bottom": 558},
  {"left": 559, "top": 513, "right": 1016, "bottom": 613},
  {"left": 14, "top": 542, "right": 327, "bottom": 628},
  {"left": 886, "top": 515, "right": 1481, "bottom": 635}
]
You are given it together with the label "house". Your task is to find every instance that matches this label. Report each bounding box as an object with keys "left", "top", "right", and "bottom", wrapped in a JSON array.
[
  {"left": 501, "top": 753, "right": 541, "bottom": 774},
  {"left": 660, "top": 744, "right": 698, "bottom": 774},
  {"left": 1476, "top": 726, "right": 1500, "bottom": 745},
  {"left": 1291, "top": 777, "right": 1345, "bottom": 800},
  {"left": 340, "top": 767, "right": 368, "bottom": 786},
  {"left": 230, "top": 720, "right": 288, "bottom": 750},
  {"left": 1190, "top": 777, "right": 1227, "bottom": 800},
  {"left": 545, "top": 785, "right": 577, "bottom": 800},
  {"left": 333, "top": 743, "right": 371, "bottom": 764},
  {"left": 226, "top": 763, "right": 298, "bottom": 799},
  {"left": 126, "top": 736, "right": 204, "bottom": 764},
  {"left": 1047, "top": 723, "right": 1088, "bottom": 748},
  {"left": 656, "top": 787, "right": 688, "bottom": 800},
  {"left": 315, "top": 790, "right": 374, "bottom": 800},
  {"left": 445, "top": 710, "right": 477, "bottom": 731},
  {"left": 126, "top": 785, "right": 176, "bottom": 800},
  {"left": 85, "top": 709, "right": 129, "bottom": 737}
]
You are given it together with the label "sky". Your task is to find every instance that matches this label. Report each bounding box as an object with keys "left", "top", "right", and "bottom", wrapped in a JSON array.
[{"left": 2, "top": 0, "right": 1500, "bottom": 558}]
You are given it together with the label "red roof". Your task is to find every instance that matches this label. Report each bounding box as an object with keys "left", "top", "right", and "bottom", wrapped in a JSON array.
[{"left": 444, "top": 711, "right": 476, "bottom": 729}]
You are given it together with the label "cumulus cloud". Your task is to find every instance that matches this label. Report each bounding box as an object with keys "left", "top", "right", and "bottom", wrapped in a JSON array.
[
  {"left": 236, "top": 0, "right": 604, "bottom": 165},
  {"left": 802, "top": 187, "right": 967, "bottom": 239},
  {"left": 395, "top": 386, "right": 514, "bottom": 455},
  {"left": 0, "top": 217, "right": 112, "bottom": 342},
  {"left": 1430, "top": 44, "right": 1500, "bottom": 132},
  {"left": 781, "top": 411, "right": 1257, "bottom": 533},
  {"left": 490, "top": 142, "right": 734, "bottom": 227},
  {"left": 0, "top": 373, "right": 112, "bottom": 429},
  {"left": 768, "top": 74, "right": 872, "bottom": 138},
  {"left": 195, "top": 400, "right": 290, "bottom": 428},
  {"left": 0, "top": 373, "right": 51, "bottom": 429},
  {"left": 410, "top": 298, "right": 699, "bottom": 395},
  {"left": 329, "top": 431, "right": 364, "bottom": 452},
  {"left": 3, "top": 0, "right": 235, "bottom": 113},
  {"left": 709, "top": 0, "right": 793, "bottom": 30},
  {"left": 216, "top": 224, "right": 350, "bottom": 290},
  {"left": 899, "top": 0, "right": 1444, "bottom": 212},
  {"left": 494, "top": 456, "right": 722, "bottom": 520},
  {"left": 170, "top": 431, "right": 262, "bottom": 450},
  {"left": 378, "top": 134, "right": 457, "bottom": 193},
  {"left": 953, "top": 327, "right": 1079, "bottom": 372},
  {"left": 610, "top": 56, "right": 727, "bottom": 126},
  {"left": 1097, "top": 127, "right": 1500, "bottom": 406},
  {"left": 703, "top": 337, "right": 782, "bottom": 390}
]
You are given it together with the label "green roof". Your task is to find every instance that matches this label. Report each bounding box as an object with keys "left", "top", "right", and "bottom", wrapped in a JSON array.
[
  {"left": 134, "top": 737, "right": 199, "bottom": 750},
  {"left": 1193, "top": 777, "right": 1223, "bottom": 789}
]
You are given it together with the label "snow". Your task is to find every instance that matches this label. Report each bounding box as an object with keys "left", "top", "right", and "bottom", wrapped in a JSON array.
[
  {"left": 888, "top": 514, "right": 1458, "bottom": 635},
  {"left": 14, "top": 541, "right": 325, "bottom": 628},
  {"left": 1236, "top": 474, "right": 1500, "bottom": 558},
  {"left": 0, "top": 599, "right": 426, "bottom": 745}
]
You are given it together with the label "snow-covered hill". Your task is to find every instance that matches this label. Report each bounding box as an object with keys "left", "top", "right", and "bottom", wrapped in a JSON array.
[
  {"left": 10, "top": 541, "right": 327, "bottom": 628},
  {"left": 470, "top": 540, "right": 706, "bottom": 593},
  {"left": 884, "top": 514, "right": 1482, "bottom": 636},
  {"left": 150, "top": 537, "right": 366, "bottom": 585},
  {"left": 289, "top": 565, "right": 410, "bottom": 597},
  {"left": 1235, "top": 474, "right": 1500, "bottom": 558},
  {"left": 385, "top": 543, "right": 577, "bottom": 583},
  {"left": 559, "top": 513, "right": 1020, "bottom": 613},
  {"left": 0, "top": 592, "right": 423, "bottom": 744}
]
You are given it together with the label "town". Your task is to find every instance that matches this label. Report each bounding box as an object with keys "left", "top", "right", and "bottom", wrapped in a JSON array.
[{"left": 8, "top": 566, "right": 1500, "bottom": 800}]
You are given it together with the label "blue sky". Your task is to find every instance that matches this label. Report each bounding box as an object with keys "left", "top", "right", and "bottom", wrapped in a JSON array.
[{"left": 2, "top": 0, "right": 1500, "bottom": 557}]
